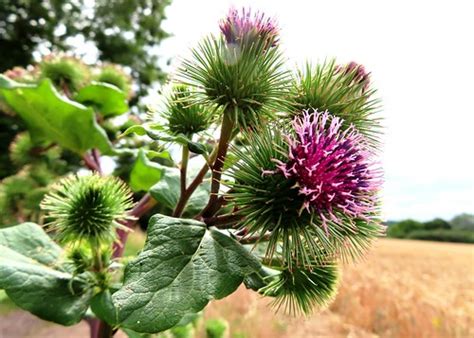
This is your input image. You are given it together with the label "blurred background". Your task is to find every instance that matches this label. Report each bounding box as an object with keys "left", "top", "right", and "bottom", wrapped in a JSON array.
[{"left": 0, "top": 0, "right": 473, "bottom": 337}]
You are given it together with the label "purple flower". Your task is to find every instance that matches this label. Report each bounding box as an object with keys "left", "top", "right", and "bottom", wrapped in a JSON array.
[
  {"left": 336, "top": 61, "right": 371, "bottom": 91},
  {"left": 276, "top": 110, "right": 382, "bottom": 233},
  {"left": 219, "top": 7, "right": 279, "bottom": 48}
]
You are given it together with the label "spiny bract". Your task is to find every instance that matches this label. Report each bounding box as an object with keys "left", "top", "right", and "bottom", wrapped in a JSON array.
[{"left": 41, "top": 173, "right": 134, "bottom": 244}]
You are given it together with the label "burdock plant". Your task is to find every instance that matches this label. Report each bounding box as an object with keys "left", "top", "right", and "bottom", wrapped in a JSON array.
[{"left": 0, "top": 6, "right": 384, "bottom": 338}]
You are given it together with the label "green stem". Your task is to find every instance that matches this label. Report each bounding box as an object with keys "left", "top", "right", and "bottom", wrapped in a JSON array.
[
  {"left": 200, "top": 112, "right": 235, "bottom": 218},
  {"left": 90, "top": 238, "right": 103, "bottom": 272}
]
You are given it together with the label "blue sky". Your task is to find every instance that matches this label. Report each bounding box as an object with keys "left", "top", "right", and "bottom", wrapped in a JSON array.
[{"left": 158, "top": 0, "right": 474, "bottom": 221}]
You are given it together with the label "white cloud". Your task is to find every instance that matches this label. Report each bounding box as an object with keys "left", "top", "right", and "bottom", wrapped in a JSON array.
[{"left": 159, "top": 0, "right": 474, "bottom": 221}]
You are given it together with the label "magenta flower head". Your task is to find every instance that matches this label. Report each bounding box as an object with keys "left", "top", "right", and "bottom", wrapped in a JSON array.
[
  {"left": 336, "top": 61, "right": 371, "bottom": 91},
  {"left": 219, "top": 7, "right": 279, "bottom": 49},
  {"left": 276, "top": 110, "right": 382, "bottom": 234},
  {"left": 228, "top": 109, "right": 382, "bottom": 268}
]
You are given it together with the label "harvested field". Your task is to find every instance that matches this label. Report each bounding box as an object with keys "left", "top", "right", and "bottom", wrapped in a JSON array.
[{"left": 1, "top": 238, "right": 473, "bottom": 338}]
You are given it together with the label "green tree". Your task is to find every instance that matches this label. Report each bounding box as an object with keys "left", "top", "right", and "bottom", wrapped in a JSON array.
[
  {"left": 422, "top": 218, "right": 451, "bottom": 230},
  {"left": 387, "top": 219, "right": 422, "bottom": 238},
  {"left": 0, "top": 0, "right": 171, "bottom": 95},
  {"left": 0, "top": 0, "right": 172, "bottom": 178},
  {"left": 451, "top": 213, "right": 474, "bottom": 231}
]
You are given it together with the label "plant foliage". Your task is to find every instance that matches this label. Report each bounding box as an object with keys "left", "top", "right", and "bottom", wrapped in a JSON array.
[{"left": 0, "top": 6, "right": 385, "bottom": 338}]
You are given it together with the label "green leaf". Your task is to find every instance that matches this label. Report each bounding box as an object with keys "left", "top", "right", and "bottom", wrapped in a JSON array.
[
  {"left": 91, "top": 290, "right": 119, "bottom": 326},
  {"left": 122, "top": 328, "right": 153, "bottom": 338},
  {"left": 0, "top": 222, "right": 63, "bottom": 266},
  {"left": 149, "top": 160, "right": 210, "bottom": 216},
  {"left": 0, "top": 290, "right": 8, "bottom": 303},
  {"left": 129, "top": 149, "right": 166, "bottom": 192},
  {"left": 187, "top": 141, "right": 208, "bottom": 156},
  {"left": 0, "top": 223, "right": 94, "bottom": 325},
  {"left": 121, "top": 125, "right": 147, "bottom": 137},
  {"left": 75, "top": 81, "right": 129, "bottom": 117},
  {"left": 146, "top": 150, "right": 172, "bottom": 160},
  {"left": 112, "top": 214, "right": 262, "bottom": 333},
  {"left": 148, "top": 167, "right": 180, "bottom": 210},
  {"left": 0, "top": 75, "right": 112, "bottom": 154}
]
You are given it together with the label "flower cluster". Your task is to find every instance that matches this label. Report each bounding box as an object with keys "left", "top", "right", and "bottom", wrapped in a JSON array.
[
  {"left": 276, "top": 110, "right": 381, "bottom": 234},
  {"left": 219, "top": 7, "right": 279, "bottom": 49}
]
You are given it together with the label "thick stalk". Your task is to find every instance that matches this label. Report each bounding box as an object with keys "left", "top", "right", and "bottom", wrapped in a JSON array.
[
  {"left": 88, "top": 320, "right": 113, "bottom": 338},
  {"left": 97, "top": 321, "right": 113, "bottom": 338},
  {"left": 200, "top": 112, "right": 235, "bottom": 218},
  {"left": 180, "top": 145, "right": 189, "bottom": 196},
  {"left": 172, "top": 146, "right": 218, "bottom": 217}
]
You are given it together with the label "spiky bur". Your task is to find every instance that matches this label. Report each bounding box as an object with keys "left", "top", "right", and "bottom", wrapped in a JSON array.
[
  {"left": 177, "top": 8, "right": 290, "bottom": 129},
  {"left": 41, "top": 174, "right": 134, "bottom": 244},
  {"left": 159, "top": 84, "right": 214, "bottom": 136},
  {"left": 9, "top": 132, "right": 60, "bottom": 167},
  {"left": 38, "top": 55, "right": 90, "bottom": 92},
  {"left": 260, "top": 262, "right": 339, "bottom": 315},
  {"left": 228, "top": 110, "right": 382, "bottom": 267},
  {"left": 290, "top": 60, "right": 381, "bottom": 148},
  {"left": 96, "top": 64, "right": 133, "bottom": 98},
  {"left": 228, "top": 128, "right": 314, "bottom": 267}
]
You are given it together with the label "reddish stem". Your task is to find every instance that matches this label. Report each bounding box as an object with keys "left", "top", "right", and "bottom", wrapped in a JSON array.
[
  {"left": 204, "top": 213, "right": 242, "bottom": 228},
  {"left": 200, "top": 112, "right": 234, "bottom": 218},
  {"left": 91, "top": 149, "right": 103, "bottom": 174},
  {"left": 112, "top": 193, "right": 157, "bottom": 258},
  {"left": 172, "top": 147, "right": 218, "bottom": 218},
  {"left": 83, "top": 152, "right": 100, "bottom": 172},
  {"left": 238, "top": 233, "right": 271, "bottom": 245}
]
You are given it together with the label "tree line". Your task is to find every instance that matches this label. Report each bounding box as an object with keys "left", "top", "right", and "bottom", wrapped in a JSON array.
[{"left": 386, "top": 213, "right": 474, "bottom": 243}]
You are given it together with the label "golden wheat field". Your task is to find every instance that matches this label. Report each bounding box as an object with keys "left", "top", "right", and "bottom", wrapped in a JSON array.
[
  {"left": 203, "top": 238, "right": 474, "bottom": 338},
  {"left": 0, "top": 238, "right": 473, "bottom": 338}
]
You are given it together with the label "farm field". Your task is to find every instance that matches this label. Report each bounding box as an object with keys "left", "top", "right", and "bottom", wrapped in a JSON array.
[{"left": 1, "top": 238, "right": 473, "bottom": 338}]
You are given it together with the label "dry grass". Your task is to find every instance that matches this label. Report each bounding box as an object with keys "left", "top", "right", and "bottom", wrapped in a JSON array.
[{"left": 203, "top": 238, "right": 474, "bottom": 338}]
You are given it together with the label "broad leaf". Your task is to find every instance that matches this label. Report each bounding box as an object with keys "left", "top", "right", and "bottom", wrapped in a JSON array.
[
  {"left": 75, "top": 81, "right": 129, "bottom": 117},
  {"left": 91, "top": 290, "right": 119, "bottom": 326},
  {"left": 112, "top": 214, "right": 262, "bottom": 333},
  {"left": 149, "top": 160, "right": 210, "bottom": 216},
  {"left": 0, "top": 75, "right": 112, "bottom": 154},
  {"left": 0, "top": 223, "right": 94, "bottom": 325},
  {"left": 129, "top": 149, "right": 166, "bottom": 192},
  {"left": 121, "top": 125, "right": 147, "bottom": 137}
]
